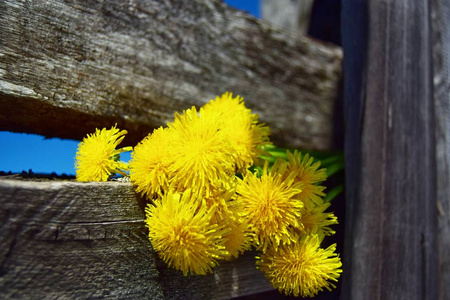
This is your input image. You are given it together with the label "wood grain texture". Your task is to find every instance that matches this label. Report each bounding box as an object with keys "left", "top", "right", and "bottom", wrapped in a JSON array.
[
  {"left": 0, "top": 0, "right": 342, "bottom": 150},
  {"left": 0, "top": 179, "right": 164, "bottom": 299},
  {"left": 157, "top": 251, "right": 272, "bottom": 299},
  {"left": 431, "top": 0, "right": 450, "bottom": 298},
  {"left": 261, "top": 0, "right": 314, "bottom": 34},
  {"left": 0, "top": 179, "right": 273, "bottom": 299},
  {"left": 342, "top": 1, "right": 439, "bottom": 299}
]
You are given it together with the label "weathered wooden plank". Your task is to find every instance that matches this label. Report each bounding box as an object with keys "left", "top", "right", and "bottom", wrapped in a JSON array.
[
  {"left": 341, "top": 1, "right": 439, "bottom": 299},
  {"left": 0, "top": 0, "right": 342, "bottom": 150},
  {"left": 431, "top": 0, "right": 450, "bottom": 298},
  {"left": 0, "top": 179, "right": 272, "bottom": 299},
  {"left": 0, "top": 179, "right": 164, "bottom": 299}
]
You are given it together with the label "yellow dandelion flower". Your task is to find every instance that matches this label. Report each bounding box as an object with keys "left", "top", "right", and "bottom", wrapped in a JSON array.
[
  {"left": 286, "top": 150, "right": 327, "bottom": 208},
  {"left": 130, "top": 127, "right": 173, "bottom": 198},
  {"left": 202, "top": 184, "right": 236, "bottom": 224},
  {"left": 202, "top": 92, "right": 252, "bottom": 121},
  {"left": 202, "top": 92, "right": 271, "bottom": 170},
  {"left": 219, "top": 212, "right": 253, "bottom": 260},
  {"left": 256, "top": 235, "right": 342, "bottom": 298},
  {"left": 236, "top": 159, "right": 303, "bottom": 252},
  {"left": 75, "top": 125, "right": 131, "bottom": 182},
  {"left": 145, "top": 190, "right": 229, "bottom": 276},
  {"left": 300, "top": 202, "right": 338, "bottom": 239},
  {"left": 168, "top": 106, "right": 235, "bottom": 196}
]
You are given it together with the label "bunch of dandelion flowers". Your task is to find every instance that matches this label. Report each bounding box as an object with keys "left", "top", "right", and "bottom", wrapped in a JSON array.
[
  {"left": 202, "top": 92, "right": 271, "bottom": 170},
  {"left": 129, "top": 127, "right": 173, "bottom": 198},
  {"left": 256, "top": 234, "right": 342, "bottom": 298},
  {"left": 236, "top": 159, "right": 304, "bottom": 252},
  {"left": 75, "top": 125, "right": 131, "bottom": 182},
  {"left": 145, "top": 190, "right": 230, "bottom": 276}
]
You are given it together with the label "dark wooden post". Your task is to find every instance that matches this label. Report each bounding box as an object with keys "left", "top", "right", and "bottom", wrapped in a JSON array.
[
  {"left": 431, "top": 0, "right": 450, "bottom": 298},
  {"left": 342, "top": 1, "right": 439, "bottom": 299}
]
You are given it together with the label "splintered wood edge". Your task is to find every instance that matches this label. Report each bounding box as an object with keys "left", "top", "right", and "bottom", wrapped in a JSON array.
[{"left": 0, "top": 179, "right": 273, "bottom": 299}]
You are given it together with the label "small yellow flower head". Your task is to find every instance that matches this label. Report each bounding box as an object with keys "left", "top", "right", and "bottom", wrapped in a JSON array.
[
  {"left": 202, "top": 184, "right": 236, "bottom": 224},
  {"left": 300, "top": 202, "right": 338, "bottom": 240},
  {"left": 256, "top": 235, "right": 342, "bottom": 298},
  {"left": 286, "top": 150, "right": 327, "bottom": 208},
  {"left": 168, "top": 106, "right": 235, "bottom": 196},
  {"left": 129, "top": 127, "right": 173, "bottom": 198},
  {"left": 236, "top": 159, "right": 303, "bottom": 252},
  {"left": 202, "top": 92, "right": 251, "bottom": 121},
  {"left": 145, "top": 190, "right": 229, "bottom": 276},
  {"left": 75, "top": 125, "right": 131, "bottom": 182},
  {"left": 202, "top": 92, "right": 271, "bottom": 170},
  {"left": 220, "top": 213, "right": 253, "bottom": 260}
]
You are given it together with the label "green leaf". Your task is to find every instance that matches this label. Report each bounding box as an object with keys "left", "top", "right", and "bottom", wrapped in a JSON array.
[
  {"left": 324, "top": 185, "right": 344, "bottom": 202},
  {"left": 325, "top": 161, "right": 345, "bottom": 177},
  {"left": 320, "top": 154, "right": 343, "bottom": 167}
]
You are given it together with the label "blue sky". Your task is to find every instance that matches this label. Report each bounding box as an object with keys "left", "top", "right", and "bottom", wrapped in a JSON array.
[{"left": 0, "top": 0, "right": 260, "bottom": 175}]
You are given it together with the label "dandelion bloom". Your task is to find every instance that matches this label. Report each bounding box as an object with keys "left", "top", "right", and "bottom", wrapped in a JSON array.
[
  {"left": 256, "top": 235, "right": 342, "bottom": 298},
  {"left": 202, "top": 92, "right": 270, "bottom": 170},
  {"left": 130, "top": 127, "right": 173, "bottom": 198},
  {"left": 202, "top": 185, "right": 236, "bottom": 224},
  {"left": 299, "top": 202, "right": 338, "bottom": 239},
  {"left": 145, "top": 190, "right": 229, "bottom": 276},
  {"left": 219, "top": 212, "right": 253, "bottom": 260},
  {"left": 202, "top": 92, "right": 251, "bottom": 120},
  {"left": 285, "top": 150, "right": 327, "bottom": 208},
  {"left": 75, "top": 125, "right": 131, "bottom": 182},
  {"left": 236, "top": 159, "right": 303, "bottom": 252},
  {"left": 168, "top": 106, "right": 235, "bottom": 196}
]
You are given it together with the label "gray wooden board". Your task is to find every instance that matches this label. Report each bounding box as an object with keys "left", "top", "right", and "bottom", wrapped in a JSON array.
[
  {"left": 431, "top": 0, "right": 450, "bottom": 298},
  {"left": 0, "top": 179, "right": 273, "bottom": 299},
  {"left": 342, "top": 0, "right": 439, "bottom": 299},
  {"left": 0, "top": 0, "right": 342, "bottom": 150}
]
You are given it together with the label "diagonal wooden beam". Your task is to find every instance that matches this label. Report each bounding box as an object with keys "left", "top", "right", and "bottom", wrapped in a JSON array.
[{"left": 0, "top": 0, "right": 341, "bottom": 150}]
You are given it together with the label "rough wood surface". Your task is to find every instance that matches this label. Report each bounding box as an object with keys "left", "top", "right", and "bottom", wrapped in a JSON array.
[
  {"left": 157, "top": 250, "right": 272, "bottom": 299},
  {"left": 261, "top": 0, "right": 314, "bottom": 34},
  {"left": 431, "top": 0, "right": 450, "bottom": 298},
  {"left": 0, "top": 179, "right": 273, "bottom": 299},
  {"left": 341, "top": 1, "right": 439, "bottom": 299},
  {"left": 0, "top": 0, "right": 342, "bottom": 150}
]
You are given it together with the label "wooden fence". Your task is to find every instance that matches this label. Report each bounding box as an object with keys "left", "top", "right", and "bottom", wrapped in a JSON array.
[{"left": 0, "top": 0, "right": 448, "bottom": 299}]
